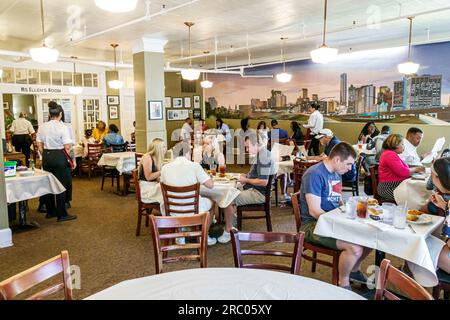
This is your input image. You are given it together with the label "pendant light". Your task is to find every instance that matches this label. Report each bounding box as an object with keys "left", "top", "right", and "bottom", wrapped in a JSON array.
[
  {"left": 69, "top": 57, "right": 83, "bottom": 95},
  {"left": 181, "top": 22, "right": 200, "bottom": 81},
  {"left": 108, "top": 43, "right": 124, "bottom": 89},
  {"left": 310, "top": 0, "right": 338, "bottom": 64},
  {"left": 29, "top": 0, "right": 59, "bottom": 64},
  {"left": 397, "top": 17, "right": 420, "bottom": 75},
  {"left": 200, "top": 51, "right": 213, "bottom": 88},
  {"left": 95, "top": 0, "right": 138, "bottom": 13},
  {"left": 276, "top": 37, "right": 292, "bottom": 83}
]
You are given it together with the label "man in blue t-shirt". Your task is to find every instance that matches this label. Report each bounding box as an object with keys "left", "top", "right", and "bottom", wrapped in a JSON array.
[
  {"left": 219, "top": 133, "right": 276, "bottom": 244},
  {"left": 268, "top": 119, "right": 289, "bottom": 142},
  {"left": 299, "top": 142, "right": 372, "bottom": 290}
]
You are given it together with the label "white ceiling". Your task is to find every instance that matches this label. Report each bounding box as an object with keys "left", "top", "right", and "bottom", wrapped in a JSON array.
[{"left": 1, "top": 0, "right": 450, "bottom": 69}]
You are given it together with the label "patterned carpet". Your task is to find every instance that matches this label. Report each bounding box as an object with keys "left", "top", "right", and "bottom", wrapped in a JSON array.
[{"left": 0, "top": 170, "right": 401, "bottom": 300}]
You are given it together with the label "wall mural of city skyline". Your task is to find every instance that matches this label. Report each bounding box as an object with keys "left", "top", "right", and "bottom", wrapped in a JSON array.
[{"left": 205, "top": 41, "right": 450, "bottom": 120}]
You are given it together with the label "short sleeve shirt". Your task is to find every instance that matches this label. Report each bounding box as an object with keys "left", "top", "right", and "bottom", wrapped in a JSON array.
[
  {"left": 244, "top": 148, "right": 276, "bottom": 195},
  {"left": 160, "top": 156, "right": 210, "bottom": 187},
  {"left": 36, "top": 120, "right": 72, "bottom": 149},
  {"left": 300, "top": 162, "right": 342, "bottom": 224}
]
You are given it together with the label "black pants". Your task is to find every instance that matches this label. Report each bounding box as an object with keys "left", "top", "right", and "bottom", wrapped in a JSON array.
[
  {"left": 41, "top": 149, "right": 71, "bottom": 218},
  {"left": 308, "top": 136, "right": 321, "bottom": 156},
  {"left": 12, "top": 134, "right": 32, "bottom": 166}
]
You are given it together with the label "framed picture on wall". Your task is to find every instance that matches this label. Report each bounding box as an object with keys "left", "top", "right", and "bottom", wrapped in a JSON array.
[
  {"left": 109, "top": 105, "right": 119, "bottom": 119},
  {"left": 184, "top": 97, "right": 191, "bottom": 108},
  {"left": 193, "top": 109, "right": 201, "bottom": 120},
  {"left": 107, "top": 95, "right": 119, "bottom": 105},
  {"left": 193, "top": 95, "right": 201, "bottom": 109},
  {"left": 164, "top": 97, "right": 172, "bottom": 108},
  {"left": 3, "top": 102, "right": 9, "bottom": 110},
  {"left": 167, "top": 109, "right": 189, "bottom": 121},
  {"left": 173, "top": 97, "right": 183, "bottom": 108},
  {"left": 148, "top": 100, "right": 163, "bottom": 120}
]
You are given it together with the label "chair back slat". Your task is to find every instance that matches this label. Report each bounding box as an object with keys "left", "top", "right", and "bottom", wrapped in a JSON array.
[
  {"left": 231, "top": 230, "right": 304, "bottom": 275},
  {"left": 109, "top": 142, "right": 128, "bottom": 153},
  {"left": 127, "top": 143, "right": 137, "bottom": 152},
  {"left": 375, "top": 259, "right": 433, "bottom": 300},
  {"left": 369, "top": 165, "right": 380, "bottom": 201},
  {"left": 290, "top": 191, "right": 302, "bottom": 232},
  {"left": 161, "top": 183, "right": 200, "bottom": 216},
  {"left": 150, "top": 213, "right": 209, "bottom": 274},
  {"left": 0, "top": 251, "right": 72, "bottom": 300},
  {"left": 355, "top": 154, "right": 365, "bottom": 183},
  {"left": 87, "top": 143, "right": 103, "bottom": 160},
  {"left": 293, "top": 159, "right": 313, "bottom": 193}
]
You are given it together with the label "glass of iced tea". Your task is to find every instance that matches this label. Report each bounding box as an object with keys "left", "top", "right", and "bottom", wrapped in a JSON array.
[
  {"left": 218, "top": 164, "right": 226, "bottom": 177},
  {"left": 356, "top": 197, "right": 368, "bottom": 219}
]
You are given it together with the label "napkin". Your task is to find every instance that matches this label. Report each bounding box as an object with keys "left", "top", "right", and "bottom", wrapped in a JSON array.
[{"left": 364, "top": 220, "right": 391, "bottom": 231}]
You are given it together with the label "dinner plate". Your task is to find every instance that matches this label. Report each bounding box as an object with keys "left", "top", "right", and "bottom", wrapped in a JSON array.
[
  {"left": 18, "top": 170, "right": 34, "bottom": 177},
  {"left": 407, "top": 214, "right": 433, "bottom": 225}
]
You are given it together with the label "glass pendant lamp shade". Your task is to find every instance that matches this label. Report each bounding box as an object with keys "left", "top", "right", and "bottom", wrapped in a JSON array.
[
  {"left": 108, "top": 43, "right": 124, "bottom": 89},
  {"left": 30, "top": 0, "right": 59, "bottom": 64},
  {"left": 397, "top": 17, "right": 420, "bottom": 75},
  {"left": 95, "top": 0, "right": 138, "bottom": 13},
  {"left": 310, "top": 0, "right": 338, "bottom": 64},
  {"left": 200, "top": 51, "right": 213, "bottom": 88},
  {"left": 181, "top": 22, "right": 200, "bottom": 81},
  {"left": 200, "top": 80, "right": 213, "bottom": 88},
  {"left": 310, "top": 45, "right": 338, "bottom": 64},
  {"left": 276, "top": 72, "right": 292, "bottom": 83}
]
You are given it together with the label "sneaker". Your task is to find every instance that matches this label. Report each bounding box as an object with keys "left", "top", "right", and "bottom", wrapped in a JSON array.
[
  {"left": 217, "top": 230, "right": 231, "bottom": 244},
  {"left": 57, "top": 214, "right": 77, "bottom": 222},
  {"left": 350, "top": 271, "right": 368, "bottom": 285},
  {"left": 207, "top": 236, "right": 217, "bottom": 246},
  {"left": 175, "top": 237, "right": 185, "bottom": 245}
]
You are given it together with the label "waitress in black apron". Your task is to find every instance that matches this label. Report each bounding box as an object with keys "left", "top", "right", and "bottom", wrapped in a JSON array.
[{"left": 36, "top": 103, "right": 77, "bottom": 222}]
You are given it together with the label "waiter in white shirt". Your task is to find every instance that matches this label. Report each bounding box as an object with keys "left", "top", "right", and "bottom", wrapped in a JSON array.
[
  {"left": 36, "top": 103, "right": 77, "bottom": 222},
  {"left": 400, "top": 127, "right": 428, "bottom": 167},
  {"left": 303, "top": 102, "right": 324, "bottom": 156},
  {"left": 9, "top": 112, "right": 35, "bottom": 166},
  {"left": 180, "top": 117, "right": 193, "bottom": 144}
]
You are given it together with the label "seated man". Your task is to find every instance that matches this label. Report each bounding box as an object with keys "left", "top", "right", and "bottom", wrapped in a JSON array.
[
  {"left": 299, "top": 142, "right": 372, "bottom": 290},
  {"left": 268, "top": 119, "right": 289, "bottom": 142},
  {"left": 400, "top": 127, "right": 429, "bottom": 166},
  {"left": 219, "top": 133, "right": 276, "bottom": 243},
  {"left": 160, "top": 141, "right": 217, "bottom": 246}
]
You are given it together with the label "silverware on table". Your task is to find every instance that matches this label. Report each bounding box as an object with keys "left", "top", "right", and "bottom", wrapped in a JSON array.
[
  {"left": 338, "top": 206, "right": 346, "bottom": 213},
  {"left": 408, "top": 224, "right": 416, "bottom": 234}
]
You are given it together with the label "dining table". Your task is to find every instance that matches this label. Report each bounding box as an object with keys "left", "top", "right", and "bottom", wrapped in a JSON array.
[
  {"left": 314, "top": 206, "right": 445, "bottom": 287},
  {"left": 97, "top": 151, "right": 136, "bottom": 174},
  {"left": 85, "top": 267, "right": 365, "bottom": 300},
  {"left": 352, "top": 144, "right": 376, "bottom": 156}
]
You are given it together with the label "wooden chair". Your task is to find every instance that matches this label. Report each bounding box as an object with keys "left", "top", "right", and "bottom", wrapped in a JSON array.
[
  {"left": 109, "top": 142, "right": 128, "bottom": 153},
  {"left": 375, "top": 259, "right": 433, "bottom": 300},
  {"left": 101, "top": 165, "right": 120, "bottom": 193},
  {"left": 293, "top": 158, "right": 315, "bottom": 193},
  {"left": 149, "top": 212, "right": 210, "bottom": 274},
  {"left": 79, "top": 143, "right": 103, "bottom": 178},
  {"left": 0, "top": 250, "right": 73, "bottom": 300},
  {"left": 291, "top": 191, "right": 341, "bottom": 285},
  {"left": 127, "top": 143, "right": 136, "bottom": 152},
  {"left": 133, "top": 169, "right": 161, "bottom": 236},
  {"left": 433, "top": 269, "right": 450, "bottom": 300},
  {"left": 123, "top": 152, "right": 143, "bottom": 196},
  {"left": 303, "top": 139, "right": 312, "bottom": 152},
  {"left": 231, "top": 229, "right": 305, "bottom": 275},
  {"left": 161, "top": 182, "right": 201, "bottom": 216},
  {"left": 237, "top": 174, "right": 275, "bottom": 232},
  {"left": 343, "top": 154, "right": 365, "bottom": 196},
  {"left": 369, "top": 165, "right": 396, "bottom": 204}
]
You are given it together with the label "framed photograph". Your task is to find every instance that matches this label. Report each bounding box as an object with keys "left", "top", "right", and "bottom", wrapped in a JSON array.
[
  {"left": 184, "top": 97, "right": 191, "bottom": 108},
  {"left": 107, "top": 95, "right": 119, "bottom": 105},
  {"left": 164, "top": 97, "right": 172, "bottom": 108},
  {"left": 148, "top": 100, "right": 163, "bottom": 120},
  {"left": 167, "top": 109, "right": 189, "bottom": 121},
  {"left": 193, "top": 109, "right": 201, "bottom": 120},
  {"left": 109, "top": 105, "right": 119, "bottom": 119},
  {"left": 193, "top": 95, "right": 201, "bottom": 109},
  {"left": 3, "top": 102, "right": 9, "bottom": 110},
  {"left": 173, "top": 97, "right": 183, "bottom": 108}
]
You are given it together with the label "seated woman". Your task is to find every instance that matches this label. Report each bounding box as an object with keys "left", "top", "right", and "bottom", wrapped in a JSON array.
[
  {"left": 92, "top": 120, "right": 108, "bottom": 142},
  {"left": 257, "top": 121, "right": 268, "bottom": 146},
  {"left": 377, "top": 134, "right": 424, "bottom": 201},
  {"left": 200, "top": 136, "right": 225, "bottom": 170},
  {"left": 358, "top": 121, "right": 379, "bottom": 145},
  {"left": 81, "top": 129, "right": 96, "bottom": 158},
  {"left": 290, "top": 121, "right": 304, "bottom": 146},
  {"left": 102, "top": 124, "right": 124, "bottom": 151}
]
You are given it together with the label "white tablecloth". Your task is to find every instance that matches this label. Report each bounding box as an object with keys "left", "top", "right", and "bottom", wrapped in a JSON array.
[
  {"left": 352, "top": 144, "right": 376, "bottom": 156},
  {"left": 5, "top": 169, "right": 66, "bottom": 203},
  {"left": 200, "top": 178, "right": 241, "bottom": 208},
  {"left": 394, "top": 178, "right": 433, "bottom": 210},
  {"left": 314, "top": 208, "right": 445, "bottom": 287},
  {"left": 97, "top": 152, "right": 136, "bottom": 174},
  {"left": 276, "top": 160, "right": 293, "bottom": 175},
  {"left": 85, "top": 267, "right": 364, "bottom": 300}
]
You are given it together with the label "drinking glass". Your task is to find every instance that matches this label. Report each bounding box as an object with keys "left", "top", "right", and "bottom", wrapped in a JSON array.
[
  {"left": 356, "top": 196, "right": 368, "bottom": 219},
  {"left": 219, "top": 164, "right": 226, "bottom": 177},
  {"left": 346, "top": 198, "right": 357, "bottom": 219},
  {"left": 393, "top": 205, "right": 406, "bottom": 229},
  {"left": 381, "top": 203, "right": 396, "bottom": 225},
  {"left": 209, "top": 163, "right": 217, "bottom": 176}
]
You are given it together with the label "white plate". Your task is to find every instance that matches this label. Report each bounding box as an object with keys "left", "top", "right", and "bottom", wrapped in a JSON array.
[
  {"left": 18, "top": 170, "right": 34, "bottom": 177},
  {"left": 407, "top": 214, "right": 433, "bottom": 225}
]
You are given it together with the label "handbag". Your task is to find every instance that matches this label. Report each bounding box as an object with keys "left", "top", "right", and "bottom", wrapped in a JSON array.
[{"left": 63, "top": 149, "right": 75, "bottom": 170}]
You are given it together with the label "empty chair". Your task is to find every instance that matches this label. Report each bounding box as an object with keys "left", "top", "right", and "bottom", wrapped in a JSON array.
[
  {"left": 0, "top": 250, "right": 73, "bottom": 300},
  {"left": 79, "top": 143, "right": 103, "bottom": 178},
  {"left": 133, "top": 169, "right": 161, "bottom": 236},
  {"left": 375, "top": 259, "right": 433, "bottom": 300},
  {"left": 230, "top": 229, "right": 305, "bottom": 275},
  {"left": 109, "top": 142, "right": 128, "bottom": 153},
  {"left": 236, "top": 174, "right": 275, "bottom": 232},
  {"left": 343, "top": 154, "right": 365, "bottom": 196},
  {"left": 291, "top": 191, "right": 341, "bottom": 285},
  {"left": 149, "top": 212, "right": 210, "bottom": 274}
]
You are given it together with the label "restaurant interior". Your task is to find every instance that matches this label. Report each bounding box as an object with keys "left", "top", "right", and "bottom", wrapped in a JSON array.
[{"left": 0, "top": 0, "right": 450, "bottom": 302}]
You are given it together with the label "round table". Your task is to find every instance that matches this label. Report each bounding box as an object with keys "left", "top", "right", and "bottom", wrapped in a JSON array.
[{"left": 85, "top": 268, "right": 364, "bottom": 300}]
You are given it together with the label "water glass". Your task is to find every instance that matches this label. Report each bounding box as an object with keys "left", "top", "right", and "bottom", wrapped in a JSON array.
[
  {"left": 381, "top": 203, "right": 395, "bottom": 225},
  {"left": 393, "top": 205, "right": 406, "bottom": 229},
  {"left": 346, "top": 198, "right": 357, "bottom": 219}
]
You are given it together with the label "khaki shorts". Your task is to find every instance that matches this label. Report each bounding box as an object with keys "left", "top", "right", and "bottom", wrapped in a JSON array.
[
  {"left": 300, "top": 221, "right": 338, "bottom": 250},
  {"left": 234, "top": 189, "right": 265, "bottom": 207}
]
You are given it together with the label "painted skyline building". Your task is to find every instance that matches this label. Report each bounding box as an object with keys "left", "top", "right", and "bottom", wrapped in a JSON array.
[{"left": 340, "top": 73, "right": 347, "bottom": 106}]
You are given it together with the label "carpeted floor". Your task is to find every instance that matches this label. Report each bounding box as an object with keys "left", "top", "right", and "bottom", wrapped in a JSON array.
[{"left": 0, "top": 170, "right": 400, "bottom": 300}]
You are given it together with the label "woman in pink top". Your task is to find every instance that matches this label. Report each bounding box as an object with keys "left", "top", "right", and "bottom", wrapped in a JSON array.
[{"left": 377, "top": 134, "right": 425, "bottom": 201}]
